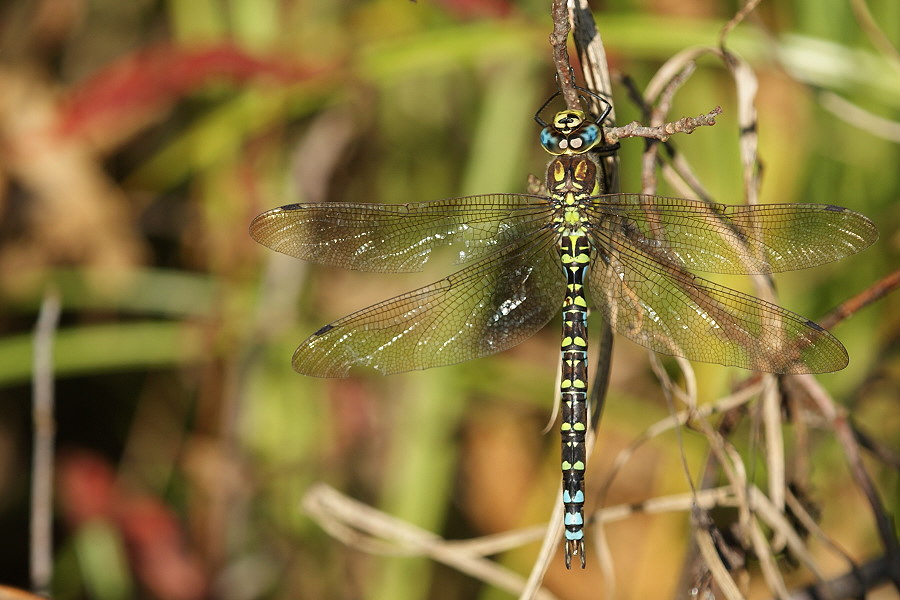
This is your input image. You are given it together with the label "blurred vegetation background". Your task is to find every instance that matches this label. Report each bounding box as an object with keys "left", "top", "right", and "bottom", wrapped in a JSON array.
[{"left": 0, "top": 0, "right": 896, "bottom": 599}]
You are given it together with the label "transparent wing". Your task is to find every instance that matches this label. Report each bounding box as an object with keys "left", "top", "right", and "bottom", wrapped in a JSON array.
[
  {"left": 586, "top": 230, "right": 848, "bottom": 374},
  {"left": 250, "top": 194, "right": 552, "bottom": 273},
  {"left": 587, "top": 196, "right": 878, "bottom": 274},
  {"left": 294, "top": 234, "right": 564, "bottom": 377}
]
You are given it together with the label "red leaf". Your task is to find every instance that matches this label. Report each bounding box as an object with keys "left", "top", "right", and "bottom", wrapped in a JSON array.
[{"left": 58, "top": 42, "right": 329, "bottom": 142}]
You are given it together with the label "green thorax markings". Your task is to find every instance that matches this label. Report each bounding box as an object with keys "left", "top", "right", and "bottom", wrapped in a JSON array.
[{"left": 548, "top": 156, "right": 600, "bottom": 240}]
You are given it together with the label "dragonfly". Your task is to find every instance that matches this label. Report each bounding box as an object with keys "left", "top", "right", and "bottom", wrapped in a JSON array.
[{"left": 249, "top": 93, "right": 878, "bottom": 569}]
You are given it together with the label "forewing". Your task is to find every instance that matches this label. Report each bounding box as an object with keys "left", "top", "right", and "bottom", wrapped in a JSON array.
[
  {"left": 250, "top": 195, "right": 550, "bottom": 272},
  {"left": 588, "top": 196, "right": 878, "bottom": 274},
  {"left": 586, "top": 231, "right": 848, "bottom": 374},
  {"left": 294, "top": 234, "right": 565, "bottom": 377}
]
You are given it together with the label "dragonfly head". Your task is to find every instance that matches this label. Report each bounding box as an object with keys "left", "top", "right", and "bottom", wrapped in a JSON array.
[{"left": 540, "top": 110, "right": 601, "bottom": 156}]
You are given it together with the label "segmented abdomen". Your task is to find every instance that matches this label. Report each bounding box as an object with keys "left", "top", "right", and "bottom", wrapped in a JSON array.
[{"left": 558, "top": 233, "right": 591, "bottom": 568}]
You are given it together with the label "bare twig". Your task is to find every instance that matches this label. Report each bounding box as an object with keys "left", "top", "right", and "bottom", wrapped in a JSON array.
[
  {"left": 549, "top": 0, "right": 579, "bottom": 110},
  {"left": 784, "top": 486, "right": 860, "bottom": 583},
  {"left": 603, "top": 107, "right": 721, "bottom": 145},
  {"left": 818, "top": 268, "right": 900, "bottom": 331}
]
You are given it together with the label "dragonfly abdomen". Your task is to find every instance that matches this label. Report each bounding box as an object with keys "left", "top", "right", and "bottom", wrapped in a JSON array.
[{"left": 559, "top": 233, "right": 591, "bottom": 569}]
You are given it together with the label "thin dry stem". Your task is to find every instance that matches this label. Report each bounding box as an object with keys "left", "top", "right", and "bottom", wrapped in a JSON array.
[
  {"left": 818, "top": 268, "right": 900, "bottom": 331},
  {"left": 819, "top": 92, "right": 900, "bottom": 142},
  {"left": 302, "top": 484, "right": 560, "bottom": 600},
  {"left": 30, "top": 288, "right": 60, "bottom": 595}
]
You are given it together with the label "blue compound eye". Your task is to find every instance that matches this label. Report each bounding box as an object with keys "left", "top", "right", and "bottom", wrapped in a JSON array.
[
  {"left": 540, "top": 127, "right": 567, "bottom": 155},
  {"left": 575, "top": 123, "right": 600, "bottom": 151},
  {"left": 541, "top": 119, "right": 601, "bottom": 155}
]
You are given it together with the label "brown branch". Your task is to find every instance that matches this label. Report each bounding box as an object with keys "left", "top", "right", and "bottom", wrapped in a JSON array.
[
  {"left": 604, "top": 106, "right": 722, "bottom": 144},
  {"left": 818, "top": 268, "right": 900, "bottom": 331},
  {"left": 549, "top": 0, "right": 579, "bottom": 110}
]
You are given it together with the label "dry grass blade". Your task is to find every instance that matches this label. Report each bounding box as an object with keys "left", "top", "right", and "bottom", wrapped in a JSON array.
[
  {"left": 760, "top": 381, "right": 785, "bottom": 518},
  {"left": 572, "top": 0, "right": 617, "bottom": 124},
  {"left": 523, "top": 491, "right": 564, "bottom": 598},
  {"left": 747, "top": 486, "right": 825, "bottom": 583},
  {"left": 29, "top": 289, "right": 60, "bottom": 594},
  {"left": 820, "top": 92, "right": 900, "bottom": 142},
  {"left": 301, "top": 484, "right": 560, "bottom": 600},
  {"left": 693, "top": 507, "right": 746, "bottom": 600},
  {"left": 749, "top": 518, "right": 790, "bottom": 600},
  {"left": 304, "top": 481, "right": 747, "bottom": 598}
]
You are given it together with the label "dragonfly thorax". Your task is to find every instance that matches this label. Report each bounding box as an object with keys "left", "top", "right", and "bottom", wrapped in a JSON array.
[
  {"left": 540, "top": 109, "right": 602, "bottom": 156},
  {"left": 548, "top": 154, "right": 596, "bottom": 236},
  {"left": 548, "top": 154, "right": 599, "bottom": 196}
]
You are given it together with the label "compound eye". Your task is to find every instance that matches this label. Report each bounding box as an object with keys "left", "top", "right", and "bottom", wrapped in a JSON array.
[{"left": 540, "top": 127, "right": 565, "bottom": 154}]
